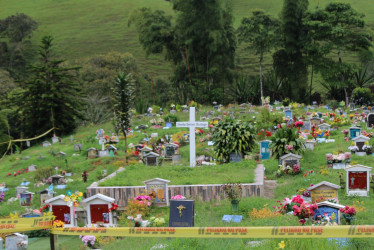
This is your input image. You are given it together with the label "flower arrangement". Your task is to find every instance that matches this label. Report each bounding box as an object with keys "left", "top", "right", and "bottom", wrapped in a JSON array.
[
  {"left": 149, "top": 216, "right": 166, "bottom": 226},
  {"left": 171, "top": 195, "right": 186, "bottom": 200},
  {"left": 292, "top": 197, "right": 318, "bottom": 225},
  {"left": 221, "top": 182, "right": 242, "bottom": 202},
  {"left": 249, "top": 206, "right": 279, "bottom": 220},
  {"left": 348, "top": 142, "right": 359, "bottom": 152},
  {"left": 80, "top": 235, "right": 99, "bottom": 249},
  {"left": 127, "top": 214, "right": 150, "bottom": 227},
  {"left": 294, "top": 121, "right": 304, "bottom": 128},
  {"left": 326, "top": 152, "right": 351, "bottom": 167},
  {"left": 109, "top": 203, "right": 118, "bottom": 212},
  {"left": 276, "top": 164, "right": 302, "bottom": 177},
  {"left": 0, "top": 191, "right": 4, "bottom": 202},
  {"left": 340, "top": 206, "right": 357, "bottom": 224},
  {"left": 314, "top": 212, "right": 337, "bottom": 226},
  {"left": 362, "top": 130, "right": 373, "bottom": 138},
  {"left": 342, "top": 129, "right": 349, "bottom": 136},
  {"left": 39, "top": 204, "right": 50, "bottom": 213},
  {"left": 64, "top": 190, "right": 83, "bottom": 207},
  {"left": 303, "top": 170, "right": 314, "bottom": 178},
  {"left": 53, "top": 220, "right": 64, "bottom": 228},
  {"left": 134, "top": 195, "right": 152, "bottom": 207}
]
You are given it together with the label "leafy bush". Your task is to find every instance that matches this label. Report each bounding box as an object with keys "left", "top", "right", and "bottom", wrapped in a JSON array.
[
  {"left": 351, "top": 87, "right": 373, "bottom": 106},
  {"left": 211, "top": 118, "right": 256, "bottom": 162},
  {"left": 282, "top": 97, "right": 290, "bottom": 107},
  {"left": 34, "top": 167, "right": 54, "bottom": 181},
  {"left": 270, "top": 127, "right": 304, "bottom": 159},
  {"left": 163, "top": 114, "right": 179, "bottom": 124}
]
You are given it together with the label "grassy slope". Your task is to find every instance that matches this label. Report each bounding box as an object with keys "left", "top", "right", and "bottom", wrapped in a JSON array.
[{"left": 0, "top": 0, "right": 373, "bottom": 81}]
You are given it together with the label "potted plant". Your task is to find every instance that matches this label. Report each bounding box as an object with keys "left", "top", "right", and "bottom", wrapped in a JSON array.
[{"left": 221, "top": 182, "right": 242, "bottom": 212}]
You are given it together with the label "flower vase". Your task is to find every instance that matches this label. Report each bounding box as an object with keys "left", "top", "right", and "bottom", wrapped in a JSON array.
[{"left": 231, "top": 200, "right": 239, "bottom": 212}]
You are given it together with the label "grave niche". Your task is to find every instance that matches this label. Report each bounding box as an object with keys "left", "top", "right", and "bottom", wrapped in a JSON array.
[
  {"left": 45, "top": 195, "right": 75, "bottom": 227},
  {"left": 83, "top": 194, "right": 115, "bottom": 227},
  {"left": 19, "top": 191, "right": 34, "bottom": 206},
  {"left": 345, "top": 164, "right": 372, "bottom": 197},
  {"left": 169, "top": 199, "right": 194, "bottom": 227},
  {"left": 143, "top": 152, "right": 160, "bottom": 166},
  {"left": 144, "top": 178, "right": 170, "bottom": 206},
  {"left": 352, "top": 135, "right": 370, "bottom": 156},
  {"left": 279, "top": 153, "right": 302, "bottom": 167},
  {"left": 314, "top": 201, "right": 345, "bottom": 224},
  {"left": 367, "top": 113, "right": 374, "bottom": 129},
  {"left": 308, "top": 181, "right": 340, "bottom": 203},
  {"left": 87, "top": 147, "right": 98, "bottom": 159},
  {"left": 260, "top": 140, "right": 271, "bottom": 160}
]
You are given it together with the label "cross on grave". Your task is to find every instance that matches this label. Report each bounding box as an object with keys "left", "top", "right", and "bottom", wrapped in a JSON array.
[{"left": 176, "top": 107, "right": 208, "bottom": 167}]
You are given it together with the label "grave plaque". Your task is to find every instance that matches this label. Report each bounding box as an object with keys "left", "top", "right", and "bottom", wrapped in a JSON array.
[
  {"left": 309, "top": 181, "right": 340, "bottom": 203},
  {"left": 144, "top": 178, "right": 170, "bottom": 206},
  {"left": 5, "top": 233, "right": 28, "bottom": 250},
  {"left": 169, "top": 199, "right": 194, "bottom": 227},
  {"left": 229, "top": 152, "right": 242, "bottom": 163}
]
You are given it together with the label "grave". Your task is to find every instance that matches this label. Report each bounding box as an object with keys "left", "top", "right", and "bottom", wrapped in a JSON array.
[
  {"left": 27, "top": 164, "right": 36, "bottom": 172},
  {"left": 16, "top": 186, "right": 28, "bottom": 196},
  {"left": 345, "top": 164, "right": 372, "bottom": 196},
  {"left": 19, "top": 191, "right": 34, "bottom": 206},
  {"left": 367, "top": 113, "right": 374, "bottom": 129},
  {"left": 352, "top": 135, "right": 370, "bottom": 156},
  {"left": 308, "top": 181, "right": 340, "bottom": 203},
  {"left": 314, "top": 201, "right": 345, "bottom": 224},
  {"left": 74, "top": 144, "right": 82, "bottom": 151},
  {"left": 45, "top": 194, "right": 76, "bottom": 227},
  {"left": 50, "top": 174, "right": 64, "bottom": 185},
  {"left": 83, "top": 193, "right": 115, "bottom": 227},
  {"left": 318, "top": 123, "right": 331, "bottom": 131},
  {"left": 164, "top": 143, "right": 178, "bottom": 158},
  {"left": 176, "top": 107, "right": 208, "bottom": 167},
  {"left": 309, "top": 117, "right": 321, "bottom": 125},
  {"left": 285, "top": 110, "right": 292, "bottom": 120},
  {"left": 5, "top": 233, "right": 28, "bottom": 250},
  {"left": 279, "top": 153, "right": 302, "bottom": 167},
  {"left": 304, "top": 140, "right": 315, "bottom": 151},
  {"left": 260, "top": 140, "right": 271, "bottom": 160},
  {"left": 144, "top": 178, "right": 170, "bottom": 206},
  {"left": 38, "top": 189, "right": 55, "bottom": 205},
  {"left": 349, "top": 126, "right": 361, "bottom": 140},
  {"left": 169, "top": 199, "right": 194, "bottom": 227},
  {"left": 56, "top": 151, "right": 66, "bottom": 157},
  {"left": 300, "top": 120, "right": 311, "bottom": 132},
  {"left": 229, "top": 152, "right": 242, "bottom": 163},
  {"left": 143, "top": 152, "right": 160, "bottom": 166},
  {"left": 139, "top": 146, "right": 153, "bottom": 158},
  {"left": 87, "top": 147, "right": 98, "bottom": 159},
  {"left": 42, "top": 141, "right": 51, "bottom": 147},
  {"left": 349, "top": 103, "right": 355, "bottom": 111},
  {"left": 106, "top": 145, "right": 117, "bottom": 157},
  {"left": 52, "top": 136, "right": 59, "bottom": 144}
]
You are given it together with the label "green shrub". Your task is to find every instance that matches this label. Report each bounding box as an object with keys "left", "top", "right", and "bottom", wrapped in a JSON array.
[
  {"left": 282, "top": 97, "right": 290, "bottom": 107},
  {"left": 270, "top": 127, "right": 304, "bottom": 159},
  {"left": 351, "top": 87, "right": 373, "bottom": 106},
  {"left": 163, "top": 114, "right": 179, "bottom": 124},
  {"left": 34, "top": 167, "right": 54, "bottom": 181}
]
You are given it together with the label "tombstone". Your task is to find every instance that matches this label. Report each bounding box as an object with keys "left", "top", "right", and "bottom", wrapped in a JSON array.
[
  {"left": 27, "top": 164, "right": 36, "bottom": 172},
  {"left": 26, "top": 140, "right": 30, "bottom": 148},
  {"left": 16, "top": 186, "right": 28, "bottom": 196},
  {"left": 285, "top": 110, "right": 292, "bottom": 119},
  {"left": 229, "top": 152, "right": 242, "bottom": 163},
  {"left": 352, "top": 135, "right": 370, "bottom": 156},
  {"left": 172, "top": 154, "right": 181, "bottom": 164},
  {"left": 314, "top": 201, "right": 345, "bottom": 224},
  {"left": 51, "top": 136, "right": 59, "bottom": 144},
  {"left": 345, "top": 164, "right": 372, "bottom": 196},
  {"left": 164, "top": 143, "right": 178, "bottom": 158},
  {"left": 260, "top": 140, "right": 271, "bottom": 160},
  {"left": 97, "top": 149, "right": 109, "bottom": 157},
  {"left": 308, "top": 181, "right": 341, "bottom": 203},
  {"left": 106, "top": 145, "right": 117, "bottom": 157},
  {"left": 83, "top": 193, "right": 115, "bottom": 227},
  {"left": 349, "top": 103, "right": 355, "bottom": 111},
  {"left": 38, "top": 189, "right": 55, "bottom": 205},
  {"left": 19, "top": 191, "right": 34, "bottom": 206},
  {"left": 45, "top": 195, "right": 76, "bottom": 227},
  {"left": 56, "top": 151, "right": 66, "bottom": 157},
  {"left": 139, "top": 146, "right": 152, "bottom": 158},
  {"left": 74, "top": 144, "right": 82, "bottom": 152},
  {"left": 309, "top": 117, "right": 321, "bottom": 125},
  {"left": 176, "top": 107, "right": 208, "bottom": 167},
  {"left": 87, "top": 147, "right": 98, "bottom": 159},
  {"left": 5, "top": 233, "right": 28, "bottom": 250},
  {"left": 169, "top": 199, "right": 194, "bottom": 227},
  {"left": 279, "top": 153, "right": 302, "bottom": 167},
  {"left": 300, "top": 120, "right": 311, "bottom": 132},
  {"left": 143, "top": 152, "right": 160, "bottom": 166},
  {"left": 304, "top": 140, "right": 315, "bottom": 151},
  {"left": 367, "top": 113, "right": 374, "bottom": 129},
  {"left": 50, "top": 175, "right": 64, "bottom": 185},
  {"left": 42, "top": 141, "right": 51, "bottom": 147},
  {"left": 349, "top": 126, "right": 361, "bottom": 140},
  {"left": 318, "top": 123, "right": 331, "bottom": 131},
  {"left": 144, "top": 178, "right": 170, "bottom": 206}
]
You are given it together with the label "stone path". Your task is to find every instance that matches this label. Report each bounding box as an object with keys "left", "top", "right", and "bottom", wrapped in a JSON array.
[
  {"left": 264, "top": 180, "right": 278, "bottom": 199},
  {"left": 89, "top": 167, "right": 125, "bottom": 188}
]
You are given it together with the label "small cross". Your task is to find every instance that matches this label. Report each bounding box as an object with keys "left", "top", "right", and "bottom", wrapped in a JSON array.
[
  {"left": 350, "top": 177, "right": 355, "bottom": 185},
  {"left": 177, "top": 205, "right": 186, "bottom": 218}
]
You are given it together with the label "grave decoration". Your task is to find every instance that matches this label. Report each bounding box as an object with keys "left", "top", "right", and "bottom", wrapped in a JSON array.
[
  {"left": 326, "top": 152, "right": 351, "bottom": 169},
  {"left": 169, "top": 199, "right": 195, "bottom": 227},
  {"left": 345, "top": 164, "right": 372, "bottom": 196},
  {"left": 318, "top": 123, "right": 331, "bottom": 131},
  {"left": 164, "top": 143, "right": 178, "bottom": 159},
  {"left": 143, "top": 152, "right": 160, "bottom": 166},
  {"left": 5, "top": 233, "right": 28, "bottom": 250},
  {"left": 87, "top": 147, "right": 98, "bottom": 159},
  {"left": 367, "top": 113, "right": 374, "bottom": 129},
  {"left": 309, "top": 117, "right": 321, "bottom": 126},
  {"left": 144, "top": 178, "right": 170, "bottom": 206},
  {"left": 28, "top": 164, "right": 36, "bottom": 172},
  {"left": 176, "top": 107, "right": 208, "bottom": 167},
  {"left": 38, "top": 189, "right": 56, "bottom": 205},
  {"left": 340, "top": 205, "right": 357, "bottom": 224},
  {"left": 349, "top": 135, "right": 371, "bottom": 156},
  {"left": 19, "top": 191, "right": 34, "bottom": 206},
  {"left": 300, "top": 120, "right": 311, "bottom": 132},
  {"left": 42, "top": 141, "right": 51, "bottom": 147},
  {"left": 139, "top": 146, "right": 152, "bottom": 158},
  {"left": 45, "top": 194, "right": 76, "bottom": 227},
  {"left": 83, "top": 193, "right": 116, "bottom": 227},
  {"left": 308, "top": 181, "right": 340, "bottom": 203},
  {"left": 221, "top": 182, "right": 242, "bottom": 212},
  {"left": 106, "top": 144, "right": 117, "bottom": 157},
  {"left": 314, "top": 201, "right": 345, "bottom": 225},
  {"left": 260, "top": 140, "right": 271, "bottom": 160},
  {"left": 222, "top": 215, "right": 243, "bottom": 223},
  {"left": 349, "top": 126, "right": 361, "bottom": 140}
]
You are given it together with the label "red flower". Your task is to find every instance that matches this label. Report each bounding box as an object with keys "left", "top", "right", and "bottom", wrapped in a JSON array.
[
  {"left": 265, "top": 131, "right": 272, "bottom": 137},
  {"left": 7, "top": 173, "right": 11, "bottom": 176},
  {"left": 134, "top": 151, "right": 139, "bottom": 156},
  {"left": 299, "top": 219, "right": 306, "bottom": 225},
  {"left": 17, "top": 171, "right": 21, "bottom": 174}
]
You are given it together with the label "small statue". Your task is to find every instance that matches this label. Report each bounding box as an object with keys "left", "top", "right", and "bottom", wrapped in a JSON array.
[{"left": 82, "top": 171, "right": 88, "bottom": 183}]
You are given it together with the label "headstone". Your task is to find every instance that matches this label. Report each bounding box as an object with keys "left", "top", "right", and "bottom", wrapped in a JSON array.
[
  {"left": 318, "top": 123, "right": 331, "bottom": 131},
  {"left": 308, "top": 181, "right": 340, "bottom": 203},
  {"left": 367, "top": 113, "right": 374, "bottom": 129},
  {"left": 5, "top": 233, "right": 28, "bottom": 250},
  {"left": 144, "top": 152, "right": 160, "bottom": 166},
  {"left": 42, "top": 141, "right": 51, "bottom": 147},
  {"left": 19, "top": 191, "right": 34, "bottom": 206},
  {"left": 345, "top": 164, "right": 372, "bottom": 196},
  {"left": 279, "top": 153, "right": 302, "bottom": 167},
  {"left": 304, "top": 140, "right": 315, "bottom": 151},
  {"left": 349, "top": 126, "right": 361, "bottom": 140},
  {"left": 164, "top": 143, "right": 178, "bottom": 158},
  {"left": 169, "top": 199, "right": 194, "bottom": 227},
  {"left": 285, "top": 110, "right": 292, "bottom": 119},
  {"left": 300, "top": 121, "right": 311, "bottom": 131},
  {"left": 57, "top": 151, "right": 66, "bottom": 157},
  {"left": 38, "top": 189, "right": 55, "bottom": 205},
  {"left": 352, "top": 135, "right": 370, "bottom": 156},
  {"left": 87, "top": 147, "right": 98, "bottom": 159},
  {"left": 98, "top": 149, "right": 109, "bottom": 157},
  {"left": 349, "top": 103, "right": 355, "bottom": 111},
  {"left": 260, "top": 140, "right": 271, "bottom": 160},
  {"left": 139, "top": 146, "right": 153, "bottom": 158},
  {"left": 28, "top": 164, "right": 36, "bottom": 172},
  {"left": 144, "top": 178, "right": 170, "bottom": 206},
  {"left": 229, "top": 152, "right": 242, "bottom": 163},
  {"left": 50, "top": 175, "right": 64, "bottom": 185},
  {"left": 83, "top": 193, "right": 115, "bottom": 227},
  {"left": 176, "top": 107, "right": 208, "bottom": 167},
  {"left": 314, "top": 201, "right": 345, "bottom": 224},
  {"left": 74, "top": 144, "right": 82, "bottom": 151},
  {"left": 51, "top": 136, "right": 59, "bottom": 144}
]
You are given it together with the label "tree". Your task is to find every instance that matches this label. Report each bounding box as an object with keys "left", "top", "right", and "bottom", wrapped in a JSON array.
[
  {"left": 22, "top": 36, "right": 85, "bottom": 138},
  {"left": 237, "top": 10, "right": 279, "bottom": 104},
  {"left": 113, "top": 73, "right": 135, "bottom": 164}
]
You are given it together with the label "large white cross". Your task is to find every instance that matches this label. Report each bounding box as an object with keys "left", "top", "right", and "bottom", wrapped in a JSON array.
[{"left": 176, "top": 107, "right": 208, "bottom": 167}]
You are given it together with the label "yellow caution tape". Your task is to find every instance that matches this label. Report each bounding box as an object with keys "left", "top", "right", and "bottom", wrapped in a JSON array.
[
  {"left": 51, "top": 225, "right": 374, "bottom": 238},
  {"left": 0, "top": 216, "right": 55, "bottom": 233}
]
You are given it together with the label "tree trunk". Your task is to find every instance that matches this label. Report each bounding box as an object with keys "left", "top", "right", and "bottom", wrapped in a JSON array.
[
  {"left": 338, "top": 49, "right": 349, "bottom": 106},
  {"left": 124, "top": 132, "right": 128, "bottom": 164},
  {"left": 259, "top": 54, "right": 263, "bottom": 106},
  {"left": 309, "top": 64, "right": 314, "bottom": 105}
]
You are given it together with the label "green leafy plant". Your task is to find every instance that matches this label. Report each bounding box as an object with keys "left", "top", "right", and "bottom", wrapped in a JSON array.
[
  {"left": 221, "top": 181, "right": 243, "bottom": 202},
  {"left": 163, "top": 114, "right": 179, "bottom": 124},
  {"left": 270, "top": 127, "right": 304, "bottom": 159},
  {"left": 211, "top": 118, "right": 256, "bottom": 162}
]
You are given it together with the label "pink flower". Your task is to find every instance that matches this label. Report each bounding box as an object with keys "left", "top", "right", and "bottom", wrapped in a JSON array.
[{"left": 299, "top": 219, "right": 306, "bottom": 225}]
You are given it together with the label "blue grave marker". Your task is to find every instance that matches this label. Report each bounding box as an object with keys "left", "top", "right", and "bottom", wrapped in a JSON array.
[
  {"left": 260, "top": 140, "right": 271, "bottom": 160},
  {"left": 349, "top": 127, "right": 361, "bottom": 140},
  {"left": 285, "top": 110, "right": 292, "bottom": 119}
]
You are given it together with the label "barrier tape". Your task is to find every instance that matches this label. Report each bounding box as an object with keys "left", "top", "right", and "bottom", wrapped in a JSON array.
[
  {"left": 51, "top": 225, "right": 374, "bottom": 238},
  {"left": 0, "top": 216, "right": 54, "bottom": 233}
]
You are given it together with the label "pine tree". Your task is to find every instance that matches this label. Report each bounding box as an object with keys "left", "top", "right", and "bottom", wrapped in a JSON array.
[{"left": 22, "top": 36, "right": 85, "bottom": 138}]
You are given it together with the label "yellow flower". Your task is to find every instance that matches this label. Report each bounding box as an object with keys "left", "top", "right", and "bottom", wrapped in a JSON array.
[
  {"left": 64, "top": 196, "right": 70, "bottom": 202},
  {"left": 78, "top": 192, "right": 83, "bottom": 197},
  {"left": 278, "top": 240, "right": 286, "bottom": 249}
]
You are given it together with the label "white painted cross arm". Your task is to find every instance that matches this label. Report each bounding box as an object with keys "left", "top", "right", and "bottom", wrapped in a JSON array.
[{"left": 176, "top": 122, "right": 209, "bottom": 128}]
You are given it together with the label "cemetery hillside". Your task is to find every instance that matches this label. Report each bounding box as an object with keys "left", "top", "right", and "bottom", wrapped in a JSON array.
[{"left": 1, "top": 0, "right": 374, "bottom": 249}]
